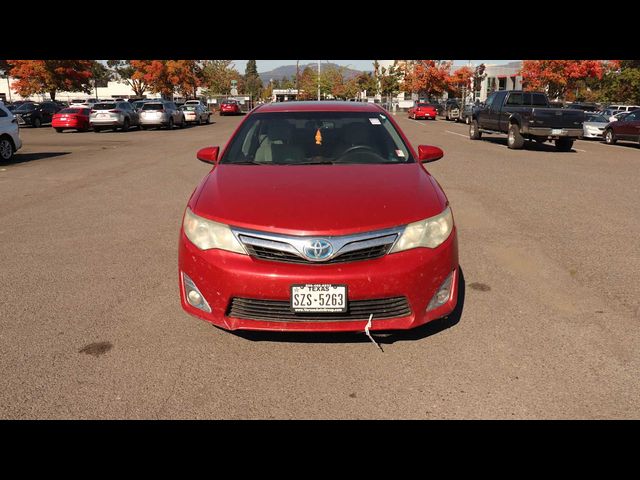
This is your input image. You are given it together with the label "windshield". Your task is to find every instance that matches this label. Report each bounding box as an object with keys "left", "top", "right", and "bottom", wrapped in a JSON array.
[
  {"left": 59, "top": 108, "right": 88, "bottom": 114},
  {"left": 16, "top": 103, "right": 38, "bottom": 111},
  {"left": 93, "top": 103, "right": 116, "bottom": 110},
  {"left": 142, "top": 103, "right": 164, "bottom": 110},
  {"left": 183, "top": 105, "right": 198, "bottom": 111},
  {"left": 587, "top": 115, "right": 608, "bottom": 123},
  {"left": 221, "top": 111, "right": 414, "bottom": 165}
]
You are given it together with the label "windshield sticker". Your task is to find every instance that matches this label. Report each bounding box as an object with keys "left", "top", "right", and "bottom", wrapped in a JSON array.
[
  {"left": 315, "top": 128, "right": 322, "bottom": 145},
  {"left": 395, "top": 150, "right": 405, "bottom": 157},
  {"left": 369, "top": 118, "right": 381, "bottom": 125}
]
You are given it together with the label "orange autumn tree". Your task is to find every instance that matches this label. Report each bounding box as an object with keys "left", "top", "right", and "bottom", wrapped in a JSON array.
[
  {"left": 8, "top": 60, "right": 94, "bottom": 100},
  {"left": 130, "top": 60, "right": 203, "bottom": 99},
  {"left": 403, "top": 60, "right": 452, "bottom": 98},
  {"left": 520, "top": 60, "right": 610, "bottom": 100},
  {"left": 447, "top": 66, "right": 474, "bottom": 98}
]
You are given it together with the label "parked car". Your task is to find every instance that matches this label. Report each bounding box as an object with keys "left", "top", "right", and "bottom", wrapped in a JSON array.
[
  {"left": 566, "top": 102, "right": 599, "bottom": 113},
  {"left": 606, "top": 104, "right": 640, "bottom": 114},
  {"left": 461, "top": 103, "right": 476, "bottom": 124},
  {"left": 603, "top": 109, "right": 640, "bottom": 145},
  {"left": 0, "top": 102, "right": 22, "bottom": 161},
  {"left": 582, "top": 114, "right": 610, "bottom": 139},
  {"left": 609, "top": 111, "right": 631, "bottom": 122},
  {"left": 444, "top": 101, "right": 461, "bottom": 121},
  {"left": 52, "top": 107, "right": 91, "bottom": 132},
  {"left": 181, "top": 103, "right": 211, "bottom": 125},
  {"left": 408, "top": 103, "right": 437, "bottom": 120},
  {"left": 13, "top": 101, "right": 62, "bottom": 127},
  {"left": 5, "top": 100, "right": 28, "bottom": 112},
  {"left": 219, "top": 99, "right": 242, "bottom": 116},
  {"left": 139, "top": 100, "right": 185, "bottom": 129},
  {"left": 470, "top": 90, "right": 585, "bottom": 151},
  {"left": 70, "top": 98, "right": 99, "bottom": 108},
  {"left": 179, "top": 101, "right": 458, "bottom": 333},
  {"left": 89, "top": 101, "right": 140, "bottom": 132}
]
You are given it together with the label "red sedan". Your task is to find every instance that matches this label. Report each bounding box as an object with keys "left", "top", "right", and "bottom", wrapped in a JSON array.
[
  {"left": 219, "top": 100, "right": 242, "bottom": 116},
  {"left": 603, "top": 109, "right": 640, "bottom": 145},
  {"left": 52, "top": 107, "right": 91, "bottom": 132},
  {"left": 179, "top": 101, "right": 459, "bottom": 332},
  {"left": 408, "top": 103, "right": 437, "bottom": 120}
]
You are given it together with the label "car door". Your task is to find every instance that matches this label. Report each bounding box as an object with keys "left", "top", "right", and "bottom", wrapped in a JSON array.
[
  {"left": 477, "top": 92, "right": 495, "bottom": 128},
  {"left": 501, "top": 92, "right": 522, "bottom": 130},
  {"left": 616, "top": 111, "right": 638, "bottom": 139}
]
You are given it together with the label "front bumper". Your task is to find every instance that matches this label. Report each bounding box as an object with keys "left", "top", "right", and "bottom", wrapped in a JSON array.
[{"left": 178, "top": 228, "right": 459, "bottom": 332}]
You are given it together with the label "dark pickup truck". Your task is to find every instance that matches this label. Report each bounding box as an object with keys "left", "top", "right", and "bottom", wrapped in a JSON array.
[{"left": 469, "top": 90, "right": 585, "bottom": 151}]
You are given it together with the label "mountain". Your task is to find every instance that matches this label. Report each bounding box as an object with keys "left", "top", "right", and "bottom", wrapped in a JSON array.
[{"left": 258, "top": 63, "right": 370, "bottom": 86}]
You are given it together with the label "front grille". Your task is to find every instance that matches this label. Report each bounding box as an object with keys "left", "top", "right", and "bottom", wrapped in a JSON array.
[
  {"left": 227, "top": 296, "right": 411, "bottom": 322},
  {"left": 244, "top": 243, "right": 391, "bottom": 264}
]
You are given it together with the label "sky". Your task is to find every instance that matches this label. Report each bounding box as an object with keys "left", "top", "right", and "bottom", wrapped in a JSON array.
[{"left": 234, "top": 60, "right": 518, "bottom": 73}]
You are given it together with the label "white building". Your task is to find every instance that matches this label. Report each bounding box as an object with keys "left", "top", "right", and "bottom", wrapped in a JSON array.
[{"left": 477, "top": 61, "right": 523, "bottom": 101}]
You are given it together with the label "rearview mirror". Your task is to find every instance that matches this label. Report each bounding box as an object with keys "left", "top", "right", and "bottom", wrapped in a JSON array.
[
  {"left": 417, "top": 145, "right": 444, "bottom": 163},
  {"left": 197, "top": 146, "right": 219, "bottom": 164}
]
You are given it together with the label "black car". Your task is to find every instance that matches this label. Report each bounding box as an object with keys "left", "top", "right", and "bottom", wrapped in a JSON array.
[{"left": 13, "top": 101, "right": 62, "bottom": 127}]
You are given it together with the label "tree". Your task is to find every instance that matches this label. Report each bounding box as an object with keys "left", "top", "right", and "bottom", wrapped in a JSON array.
[
  {"left": 298, "top": 66, "right": 318, "bottom": 100},
  {"left": 8, "top": 60, "right": 94, "bottom": 100},
  {"left": 375, "top": 62, "right": 402, "bottom": 97},
  {"left": 448, "top": 66, "right": 473, "bottom": 98},
  {"left": 402, "top": 60, "right": 451, "bottom": 98},
  {"left": 168, "top": 60, "right": 202, "bottom": 99},
  {"left": 598, "top": 61, "right": 640, "bottom": 104},
  {"left": 107, "top": 60, "right": 149, "bottom": 97},
  {"left": 520, "top": 60, "right": 608, "bottom": 100},
  {"left": 201, "top": 60, "right": 242, "bottom": 96},
  {"left": 244, "top": 60, "right": 262, "bottom": 99},
  {"left": 355, "top": 72, "right": 377, "bottom": 98},
  {"left": 472, "top": 63, "right": 487, "bottom": 100}
]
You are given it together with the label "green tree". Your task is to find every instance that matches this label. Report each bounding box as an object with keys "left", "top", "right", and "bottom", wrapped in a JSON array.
[
  {"left": 244, "top": 60, "right": 262, "bottom": 99},
  {"left": 201, "top": 60, "right": 242, "bottom": 96}
]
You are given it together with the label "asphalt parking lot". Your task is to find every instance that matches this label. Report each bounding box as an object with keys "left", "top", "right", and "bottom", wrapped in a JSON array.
[{"left": 0, "top": 113, "right": 638, "bottom": 419}]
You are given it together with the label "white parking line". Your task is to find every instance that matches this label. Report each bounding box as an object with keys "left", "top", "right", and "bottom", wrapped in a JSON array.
[
  {"left": 574, "top": 148, "right": 588, "bottom": 152},
  {"left": 445, "top": 130, "right": 468, "bottom": 138}
]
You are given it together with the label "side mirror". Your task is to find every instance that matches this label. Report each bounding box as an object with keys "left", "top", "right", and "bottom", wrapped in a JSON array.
[
  {"left": 197, "top": 146, "right": 219, "bottom": 165},
  {"left": 417, "top": 145, "right": 444, "bottom": 163}
]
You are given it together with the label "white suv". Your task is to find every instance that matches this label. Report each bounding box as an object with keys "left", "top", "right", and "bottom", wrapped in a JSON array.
[{"left": 0, "top": 102, "right": 22, "bottom": 162}]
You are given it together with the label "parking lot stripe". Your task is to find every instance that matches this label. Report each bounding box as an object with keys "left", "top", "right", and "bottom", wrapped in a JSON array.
[{"left": 445, "top": 130, "right": 468, "bottom": 138}]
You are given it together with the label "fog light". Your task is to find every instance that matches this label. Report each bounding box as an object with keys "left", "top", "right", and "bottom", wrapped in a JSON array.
[
  {"left": 182, "top": 272, "right": 212, "bottom": 313},
  {"left": 427, "top": 270, "right": 455, "bottom": 311}
]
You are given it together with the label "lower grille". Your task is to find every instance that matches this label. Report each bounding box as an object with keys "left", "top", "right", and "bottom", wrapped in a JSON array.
[{"left": 227, "top": 296, "right": 411, "bottom": 322}]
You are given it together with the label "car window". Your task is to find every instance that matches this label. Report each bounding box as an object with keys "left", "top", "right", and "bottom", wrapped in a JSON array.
[
  {"left": 0, "top": 105, "right": 7, "bottom": 117},
  {"left": 484, "top": 93, "right": 495, "bottom": 108},
  {"left": 506, "top": 92, "right": 523, "bottom": 106},
  {"left": 222, "top": 111, "right": 414, "bottom": 165},
  {"left": 94, "top": 103, "right": 116, "bottom": 110},
  {"left": 142, "top": 103, "right": 164, "bottom": 110},
  {"left": 625, "top": 112, "right": 637, "bottom": 121}
]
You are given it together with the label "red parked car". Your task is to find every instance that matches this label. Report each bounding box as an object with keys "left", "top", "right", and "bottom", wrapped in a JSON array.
[
  {"left": 219, "top": 100, "right": 242, "bottom": 116},
  {"left": 408, "top": 103, "right": 437, "bottom": 120},
  {"left": 52, "top": 107, "right": 91, "bottom": 132},
  {"left": 603, "top": 109, "right": 640, "bottom": 145},
  {"left": 179, "top": 101, "right": 459, "bottom": 332}
]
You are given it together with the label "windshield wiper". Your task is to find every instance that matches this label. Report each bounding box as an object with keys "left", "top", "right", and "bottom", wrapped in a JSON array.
[
  {"left": 227, "top": 161, "right": 266, "bottom": 165},
  {"left": 288, "top": 160, "right": 336, "bottom": 165}
]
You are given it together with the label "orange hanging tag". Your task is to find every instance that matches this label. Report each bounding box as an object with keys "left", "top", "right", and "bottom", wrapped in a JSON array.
[{"left": 315, "top": 128, "right": 322, "bottom": 145}]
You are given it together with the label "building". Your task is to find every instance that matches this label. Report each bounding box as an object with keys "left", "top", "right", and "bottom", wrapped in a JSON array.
[
  {"left": 477, "top": 61, "right": 523, "bottom": 101},
  {"left": 272, "top": 89, "right": 299, "bottom": 102}
]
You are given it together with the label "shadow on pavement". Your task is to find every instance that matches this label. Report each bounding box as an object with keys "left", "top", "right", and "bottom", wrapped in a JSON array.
[
  {"left": 1, "top": 151, "right": 70, "bottom": 166},
  {"left": 479, "top": 136, "right": 578, "bottom": 153},
  {"left": 229, "top": 267, "right": 466, "bottom": 346}
]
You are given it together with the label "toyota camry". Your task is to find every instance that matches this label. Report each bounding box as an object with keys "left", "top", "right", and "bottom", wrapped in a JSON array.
[{"left": 178, "top": 101, "right": 459, "bottom": 332}]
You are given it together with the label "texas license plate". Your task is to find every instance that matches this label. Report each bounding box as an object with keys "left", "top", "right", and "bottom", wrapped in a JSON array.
[
  {"left": 551, "top": 129, "right": 564, "bottom": 135},
  {"left": 291, "top": 284, "right": 347, "bottom": 313}
]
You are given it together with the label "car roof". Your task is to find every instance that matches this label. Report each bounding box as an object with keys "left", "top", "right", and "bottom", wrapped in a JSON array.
[{"left": 255, "top": 101, "right": 384, "bottom": 113}]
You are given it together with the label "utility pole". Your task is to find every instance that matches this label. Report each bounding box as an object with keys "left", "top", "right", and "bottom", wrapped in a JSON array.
[{"left": 317, "top": 61, "right": 321, "bottom": 101}]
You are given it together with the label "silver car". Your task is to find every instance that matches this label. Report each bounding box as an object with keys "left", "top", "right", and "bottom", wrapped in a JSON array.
[
  {"left": 139, "top": 101, "right": 186, "bottom": 130},
  {"left": 582, "top": 114, "right": 609, "bottom": 139},
  {"left": 90, "top": 101, "right": 140, "bottom": 132},
  {"left": 181, "top": 104, "right": 211, "bottom": 125}
]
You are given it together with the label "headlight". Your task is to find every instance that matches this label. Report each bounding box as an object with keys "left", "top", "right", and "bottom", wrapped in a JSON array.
[
  {"left": 182, "top": 207, "right": 246, "bottom": 254},
  {"left": 390, "top": 206, "right": 454, "bottom": 253}
]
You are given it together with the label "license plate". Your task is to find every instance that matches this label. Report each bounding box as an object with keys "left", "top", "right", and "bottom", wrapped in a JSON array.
[
  {"left": 291, "top": 284, "right": 347, "bottom": 313},
  {"left": 98, "top": 114, "right": 109, "bottom": 118},
  {"left": 551, "top": 129, "right": 564, "bottom": 135}
]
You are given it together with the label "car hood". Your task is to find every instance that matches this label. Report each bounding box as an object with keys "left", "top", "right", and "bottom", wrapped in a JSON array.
[{"left": 193, "top": 163, "right": 446, "bottom": 236}]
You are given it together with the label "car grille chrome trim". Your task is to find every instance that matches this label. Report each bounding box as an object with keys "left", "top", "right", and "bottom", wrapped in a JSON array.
[
  {"left": 233, "top": 225, "right": 404, "bottom": 264},
  {"left": 227, "top": 296, "right": 411, "bottom": 322}
]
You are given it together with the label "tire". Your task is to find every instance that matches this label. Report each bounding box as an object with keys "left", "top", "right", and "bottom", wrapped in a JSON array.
[
  {"left": 32, "top": 117, "right": 42, "bottom": 128},
  {"left": 206, "top": 114, "right": 211, "bottom": 124},
  {"left": 469, "top": 120, "right": 481, "bottom": 140},
  {"left": 55, "top": 128, "right": 64, "bottom": 133},
  {"left": 93, "top": 127, "right": 102, "bottom": 133},
  {"left": 465, "top": 116, "right": 470, "bottom": 125},
  {"left": 507, "top": 123, "right": 525, "bottom": 149},
  {"left": 604, "top": 129, "right": 616, "bottom": 145},
  {"left": 167, "top": 117, "right": 174, "bottom": 130},
  {"left": 0, "top": 137, "right": 14, "bottom": 161},
  {"left": 555, "top": 138, "right": 574, "bottom": 152},
  {"left": 121, "top": 118, "right": 130, "bottom": 132},
  {"left": 179, "top": 116, "right": 185, "bottom": 128}
]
